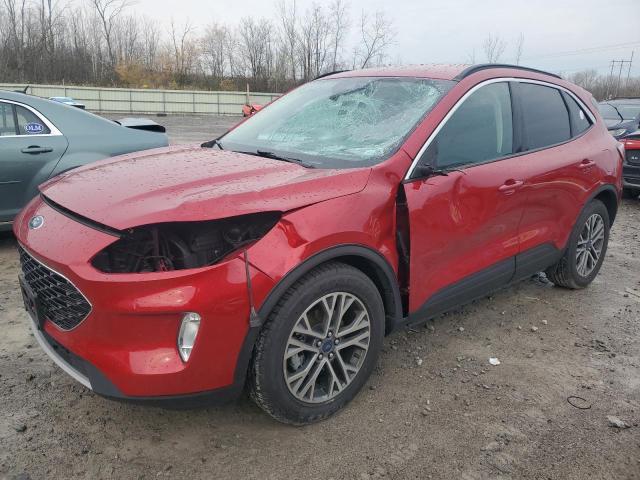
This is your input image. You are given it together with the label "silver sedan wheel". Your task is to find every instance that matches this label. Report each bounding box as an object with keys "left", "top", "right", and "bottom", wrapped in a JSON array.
[
  {"left": 576, "top": 213, "right": 605, "bottom": 277},
  {"left": 283, "top": 292, "right": 371, "bottom": 404}
]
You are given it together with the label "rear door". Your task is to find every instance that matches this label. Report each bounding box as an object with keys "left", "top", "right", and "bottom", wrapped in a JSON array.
[
  {"left": 404, "top": 81, "right": 529, "bottom": 319},
  {"left": 0, "top": 101, "right": 68, "bottom": 222},
  {"left": 511, "top": 81, "right": 597, "bottom": 273}
]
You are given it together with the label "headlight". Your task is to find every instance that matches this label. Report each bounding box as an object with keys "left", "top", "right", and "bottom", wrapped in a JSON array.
[
  {"left": 611, "top": 128, "right": 628, "bottom": 138},
  {"left": 91, "top": 212, "right": 280, "bottom": 273}
]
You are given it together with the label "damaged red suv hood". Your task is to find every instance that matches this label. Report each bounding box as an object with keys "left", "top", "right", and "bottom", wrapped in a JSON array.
[{"left": 40, "top": 145, "right": 371, "bottom": 230}]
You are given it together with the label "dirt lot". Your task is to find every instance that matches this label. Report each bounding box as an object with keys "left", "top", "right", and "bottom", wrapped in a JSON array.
[{"left": 1, "top": 116, "right": 639, "bottom": 479}]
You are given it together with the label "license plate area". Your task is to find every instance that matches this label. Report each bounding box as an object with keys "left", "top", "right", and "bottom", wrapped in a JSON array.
[{"left": 19, "top": 274, "right": 46, "bottom": 330}]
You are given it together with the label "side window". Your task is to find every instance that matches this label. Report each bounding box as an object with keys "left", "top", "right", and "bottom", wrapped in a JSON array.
[
  {"left": 421, "top": 82, "right": 513, "bottom": 169},
  {"left": 562, "top": 92, "right": 592, "bottom": 136},
  {"left": 15, "top": 105, "right": 51, "bottom": 136},
  {"left": 0, "top": 102, "right": 17, "bottom": 136},
  {"left": 518, "top": 83, "right": 570, "bottom": 150}
]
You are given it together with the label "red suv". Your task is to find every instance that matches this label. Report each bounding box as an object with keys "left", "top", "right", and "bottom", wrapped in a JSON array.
[
  {"left": 15, "top": 64, "right": 623, "bottom": 424},
  {"left": 621, "top": 135, "right": 640, "bottom": 198}
]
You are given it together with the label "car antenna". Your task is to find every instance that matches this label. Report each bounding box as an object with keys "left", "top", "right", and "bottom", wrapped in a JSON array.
[{"left": 243, "top": 251, "right": 261, "bottom": 328}]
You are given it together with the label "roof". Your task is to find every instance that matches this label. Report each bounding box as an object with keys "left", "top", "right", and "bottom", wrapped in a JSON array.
[
  {"left": 329, "top": 64, "right": 470, "bottom": 80},
  {"left": 326, "top": 63, "right": 561, "bottom": 81}
]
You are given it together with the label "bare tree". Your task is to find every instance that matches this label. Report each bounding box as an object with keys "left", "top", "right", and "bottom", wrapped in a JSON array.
[
  {"left": 141, "top": 17, "right": 160, "bottom": 70},
  {"left": 514, "top": 33, "right": 524, "bottom": 65},
  {"left": 277, "top": 0, "right": 298, "bottom": 81},
  {"left": 355, "top": 10, "right": 394, "bottom": 68},
  {"left": 169, "top": 19, "right": 197, "bottom": 86},
  {"left": 298, "top": 4, "right": 331, "bottom": 80},
  {"left": 237, "top": 16, "right": 275, "bottom": 87},
  {"left": 201, "top": 22, "right": 231, "bottom": 81},
  {"left": 569, "top": 69, "right": 600, "bottom": 93},
  {"left": 328, "top": 0, "right": 348, "bottom": 71},
  {"left": 482, "top": 33, "right": 506, "bottom": 63},
  {"left": 2, "top": 0, "right": 29, "bottom": 81},
  {"left": 9, "top": 0, "right": 639, "bottom": 99},
  {"left": 90, "top": 0, "right": 132, "bottom": 68}
]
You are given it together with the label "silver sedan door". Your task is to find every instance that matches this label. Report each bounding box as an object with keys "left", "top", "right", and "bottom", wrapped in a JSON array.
[{"left": 0, "top": 100, "right": 68, "bottom": 224}]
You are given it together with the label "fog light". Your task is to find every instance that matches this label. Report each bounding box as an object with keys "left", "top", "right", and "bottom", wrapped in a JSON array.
[{"left": 178, "top": 312, "right": 201, "bottom": 362}]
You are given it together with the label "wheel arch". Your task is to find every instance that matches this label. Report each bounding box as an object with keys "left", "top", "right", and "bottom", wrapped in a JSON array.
[
  {"left": 589, "top": 184, "right": 619, "bottom": 225},
  {"left": 230, "top": 245, "right": 403, "bottom": 390},
  {"left": 256, "top": 245, "right": 403, "bottom": 335}
]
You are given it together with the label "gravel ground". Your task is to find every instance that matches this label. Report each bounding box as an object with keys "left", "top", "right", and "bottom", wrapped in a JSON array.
[{"left": 0, "top": 116, "right": 639, "bottom": 479}]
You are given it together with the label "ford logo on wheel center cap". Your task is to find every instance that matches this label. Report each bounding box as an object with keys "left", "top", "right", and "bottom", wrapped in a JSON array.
[{"left": 28, "top": 215, "right": 44, "bottom": 230}]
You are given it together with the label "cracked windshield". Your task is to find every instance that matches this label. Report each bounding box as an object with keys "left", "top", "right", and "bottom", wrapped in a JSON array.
[{"left": 221, "top": 76, "right": 454, "bottom": 168}]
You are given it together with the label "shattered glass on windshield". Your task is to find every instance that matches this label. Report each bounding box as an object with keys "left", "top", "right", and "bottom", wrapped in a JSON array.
[{"left": 221, "top": 77, "right": 454, "bottom": 168}]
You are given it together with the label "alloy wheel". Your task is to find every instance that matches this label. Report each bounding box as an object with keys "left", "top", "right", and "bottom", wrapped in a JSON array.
[
  {"left": 283, "top": 292, "right": 371, "bottom": 404},
  {"left": 576, "top": 213, "right": 605, "bottom": 277}
]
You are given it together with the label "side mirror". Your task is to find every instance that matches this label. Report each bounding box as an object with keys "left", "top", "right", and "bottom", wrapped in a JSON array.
[{"left": 412, "top": 164, "right": 436, "bottom": 179}]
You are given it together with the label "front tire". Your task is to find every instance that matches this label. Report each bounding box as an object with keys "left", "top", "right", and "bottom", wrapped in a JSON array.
[
  {"left": 545, "top": 199, "right": 610, "bottom": 289},
  {"left": 249, "top": 262, "right": 385, "bottom": 425}
]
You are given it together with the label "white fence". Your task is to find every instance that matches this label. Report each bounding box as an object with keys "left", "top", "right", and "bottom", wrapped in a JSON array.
[{"left": 0, "top": 83, "right": 280, "bottom": 116}]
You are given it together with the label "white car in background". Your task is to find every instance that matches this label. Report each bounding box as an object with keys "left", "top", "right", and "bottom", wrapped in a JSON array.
[{"left": 48, "top": 96, "right": 86, "bottom": 110}]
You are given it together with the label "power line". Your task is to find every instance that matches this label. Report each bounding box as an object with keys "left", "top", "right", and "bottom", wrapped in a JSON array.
[
  {"left": 522, "top": 41, "right": 640, "bottom": 61},
  {"left": 605, "top": 53, "right": 634, "bottom": 98}
]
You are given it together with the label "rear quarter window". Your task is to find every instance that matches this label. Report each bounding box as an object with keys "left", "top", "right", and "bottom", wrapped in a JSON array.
[
  {"left": 15, "top": 105, "right": 51, "bottom": 136},
  {"left": 518, "top": 83, "right": 570, "bottom": 150},
  {"left": 562, "top": 92, "right": 592, "bottom": 136}
]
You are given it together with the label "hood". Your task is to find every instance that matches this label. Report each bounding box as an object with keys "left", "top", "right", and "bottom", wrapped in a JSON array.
[
  {"left": 605, "top": 118, "right": 636, "bottom": 131},
  {"left": 40, "top": 145, "right": 371, "bottom": 230}
]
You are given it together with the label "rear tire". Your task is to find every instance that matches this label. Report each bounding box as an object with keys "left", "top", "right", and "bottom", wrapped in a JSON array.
[
  {"left": 249, "top": 262, "right": 385, "bottom": 425},
  {"left": 545, "top": 199, "right": 610, "bottom": 289}
]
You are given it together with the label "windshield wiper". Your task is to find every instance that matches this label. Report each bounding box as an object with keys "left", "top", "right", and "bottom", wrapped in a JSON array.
[
  {"left": 201, "top": 138, "right": 224, "bottom": 150},
  {"left": 243, "top": 150, "right": 316, "bottom": 168}
]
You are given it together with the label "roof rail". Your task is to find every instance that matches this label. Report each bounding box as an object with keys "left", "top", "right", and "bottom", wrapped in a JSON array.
[
  {"left": 314, "top": 70, "right": 350, "bottom": 80},
  {"left": 454, "top": 64, "right": 562, "bottom": 81}
]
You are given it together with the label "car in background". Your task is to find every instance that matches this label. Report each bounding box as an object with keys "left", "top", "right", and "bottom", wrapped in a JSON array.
[
  {"left": 242, "top": 103, "right": 263, "bottom": 117},
  {"left": 14, "top": 64, "right": 622, "bottom": 425},
  {"left": 49, "top": 96, "right": 86, "bottom": 110},
  {"left": 621, "top": 133, "right": 640, "bottom": 198},
  {"left": 598, "top": 98, "right": 640, "bottom": 139},
  {"left": 0, "top": 90, "right": 168, "bottom": 230}
]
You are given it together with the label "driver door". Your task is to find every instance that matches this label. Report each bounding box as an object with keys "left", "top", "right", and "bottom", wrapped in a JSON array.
[{"left": 403, "top": 81, "right": 528, "bottom": 319}]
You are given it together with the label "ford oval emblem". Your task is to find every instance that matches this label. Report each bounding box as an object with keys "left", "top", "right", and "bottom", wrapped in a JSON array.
[{"left": 29, "top": 215, "right": 44, "bottom": 230}]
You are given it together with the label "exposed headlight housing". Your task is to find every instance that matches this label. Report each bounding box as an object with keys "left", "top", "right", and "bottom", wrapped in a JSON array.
[
  {"left": 178, "top": 312, "right": 201, "bottom": 362},
  {"left": 91, "top": 212, "right": 280, "bottom": 273}
]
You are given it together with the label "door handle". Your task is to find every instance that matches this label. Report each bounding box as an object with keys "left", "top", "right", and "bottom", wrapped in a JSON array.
[
  {"left": 21, "top": 146, "right": 53, "bottom": 155},
  {"left": 578, "top": 159, "right": 596, "bottom": 169},
  {"left": 498, "top": 179, "right": 524, "bottom": 193}
]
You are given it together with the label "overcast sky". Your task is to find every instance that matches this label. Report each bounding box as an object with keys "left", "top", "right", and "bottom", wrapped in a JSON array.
[{"left": 130, "top": 0, "right": 640, "bottom": 77}]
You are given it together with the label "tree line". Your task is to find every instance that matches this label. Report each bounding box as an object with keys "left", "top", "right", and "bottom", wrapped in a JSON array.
[
  {"left": 1, "top": 0, "right": 638, "bottom": 99},
  {"left": 0, "top": 0, "right": 394, "bottom": 92}
]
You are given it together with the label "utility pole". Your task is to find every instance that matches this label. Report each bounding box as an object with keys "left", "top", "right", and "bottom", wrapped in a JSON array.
[
  {"left": 608, "top": 54, "right": 634, "bottom": 98},
  {"left": 607, "top": 60, "right": 616, "bottom": 99},
  {"left": 625, "top": 51, "right": 634, "bottom": 87}
]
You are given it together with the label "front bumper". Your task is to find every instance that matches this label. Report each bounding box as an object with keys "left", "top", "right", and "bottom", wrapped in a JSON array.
[
  {"left": 30, "top": 319, "right": 252, "bottom": 406},
  {"left": 623, "top": 163, "right": 640, "bottom": 188},
  {"left": 15, "top": 196, "right": 276, "bottom": 401}
]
